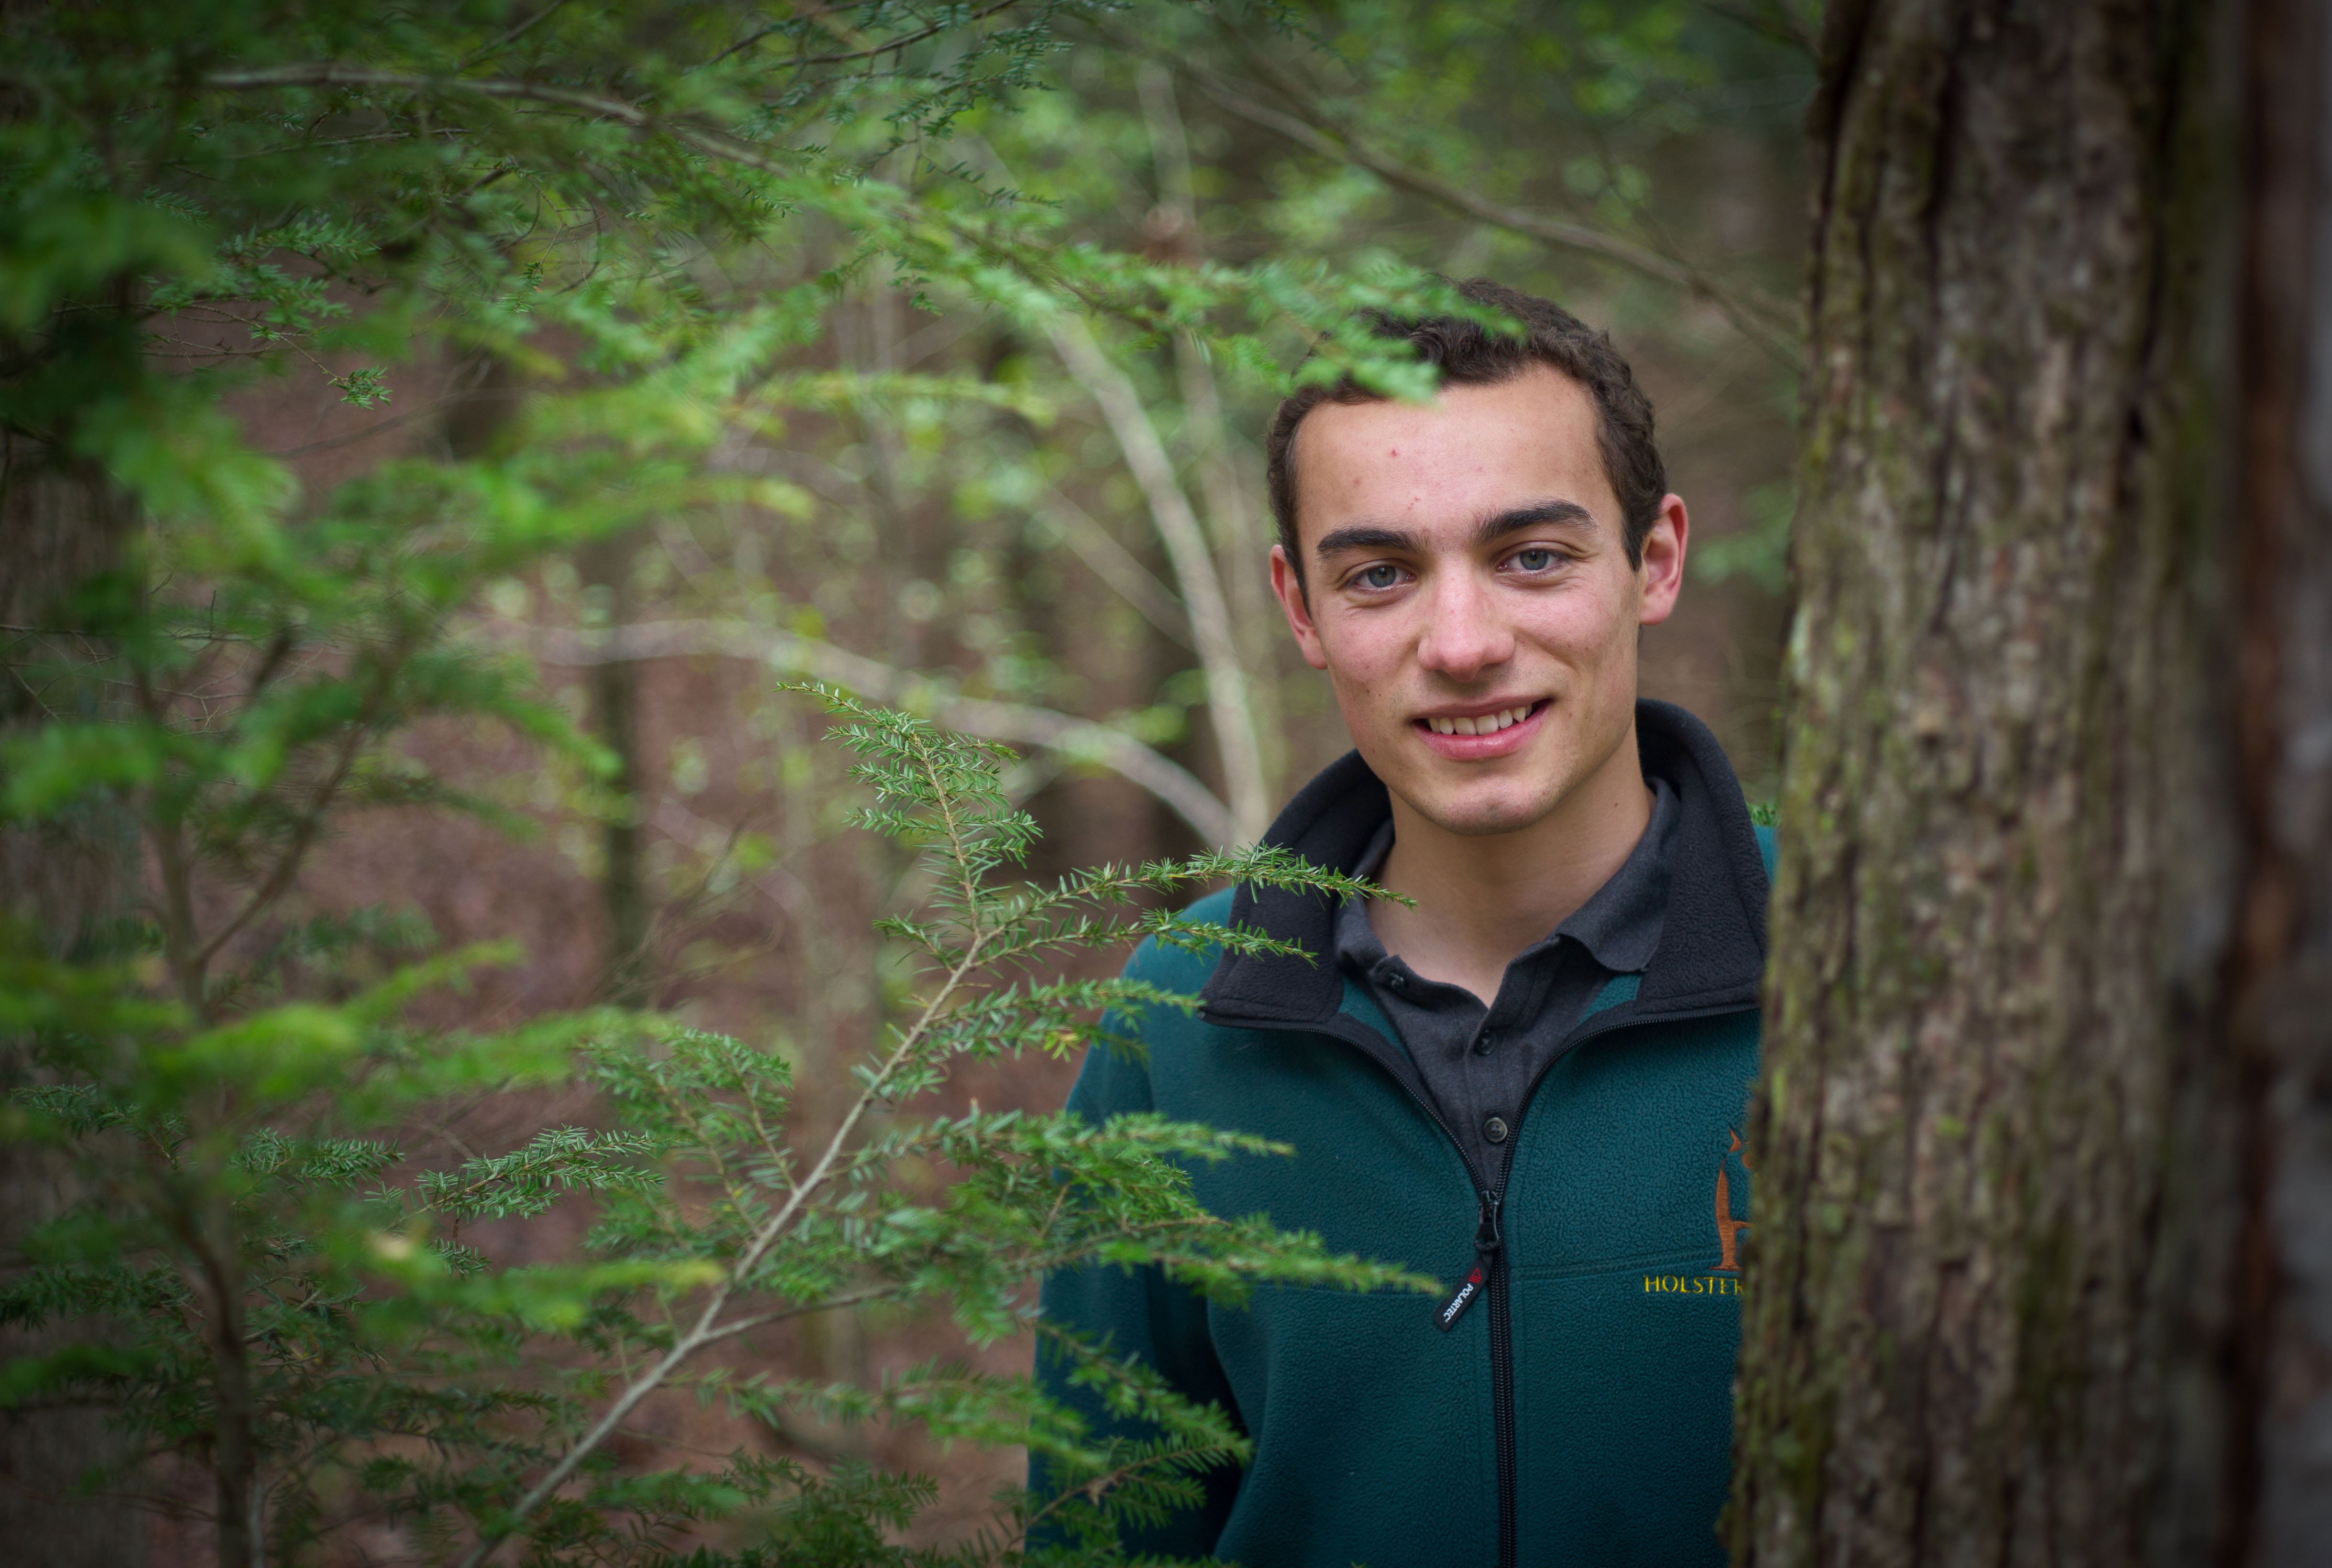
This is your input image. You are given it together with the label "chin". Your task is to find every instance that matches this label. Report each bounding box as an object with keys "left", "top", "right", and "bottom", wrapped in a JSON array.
[{"left": 1399, "top": 780, "right": 1565, "bottom": 839}]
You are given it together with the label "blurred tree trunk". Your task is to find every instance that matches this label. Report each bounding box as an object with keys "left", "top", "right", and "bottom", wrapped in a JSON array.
[
  {"left": 0, "top": 441, "right": 147, "bottom": 1564},
  {"left": 441, "top": 356, "right": 656, "bottom": 1008},
  {"left": 580, "top": 534, "right": 652, "bottom": 1008},
  {"left": 1139, "top": 60, "right": 1290, "bottom": 800},
  {"left": 2232, "top": 0, "right": 2332, "bottom": 1554},
  {"left": 1731, "top": 0, "right": 2280, "bottom": 1561}
]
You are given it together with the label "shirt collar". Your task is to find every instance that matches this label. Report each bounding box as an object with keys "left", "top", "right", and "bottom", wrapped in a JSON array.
[
  {"left": 1200, "top": 699, "right": 1770, "bottom": 1030},
  {"left": 1553, "top": 774, "right": 1675, "bottom": 973},
  {"left": 1330, "top": 778, "right": 1676, "bottom": 982},
  {"left": 1332, "top": 819, "right": 1399, "bottom": 980}
]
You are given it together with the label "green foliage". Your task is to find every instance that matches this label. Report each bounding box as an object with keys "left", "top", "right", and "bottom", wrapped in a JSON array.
[
  {"left": 2, "top": 2, "right": 1803, "bottom": 1559},
  {"left": 2, "top": 0, "right": 1510, "bottom": 515},
  {"left": 2, "top": 690, "right": 1423, "bottom": 1564},
  {"left": 4, "top": 5, "right": 1466, "bottom": 1554}
]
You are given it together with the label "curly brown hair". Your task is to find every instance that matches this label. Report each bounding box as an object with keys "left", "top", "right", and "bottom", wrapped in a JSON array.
[{"left": 1266, "top": 278, "right": 1666, "bottom": 588}]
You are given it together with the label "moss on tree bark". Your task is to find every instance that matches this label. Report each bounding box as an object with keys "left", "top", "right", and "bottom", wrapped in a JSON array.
[{"left": 1731, "top": 0, "right": 2259, "bottom": 1562}]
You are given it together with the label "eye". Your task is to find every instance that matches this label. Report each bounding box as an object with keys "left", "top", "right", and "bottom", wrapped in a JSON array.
[
  {"left": 1511, "top": 547, "right": 1557, "bottom": 573},
  {"left": 1355, "top": 563, "right": 1404, "bottom": 590}
]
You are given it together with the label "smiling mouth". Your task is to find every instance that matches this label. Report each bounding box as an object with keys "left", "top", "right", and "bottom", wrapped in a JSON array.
[{"left": 1418, "top": 700, "right": 1547, "bottom": 737}]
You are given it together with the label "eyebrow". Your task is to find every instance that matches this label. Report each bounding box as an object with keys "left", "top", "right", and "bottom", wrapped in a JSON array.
[
  {"left": 1311, "top": 524, "right": 1416, "bottom": 558},
  {"left": 1310, "top": 499, "right": 1597, "bottom": 560},
  {"left": 1473, "top": 499, "right": 1593, "bottom": 545}
]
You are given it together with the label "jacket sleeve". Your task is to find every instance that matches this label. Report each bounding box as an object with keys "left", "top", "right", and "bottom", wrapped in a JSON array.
[{"left": 1028, "top": 945, "right": 1245, "bottom": 1556}]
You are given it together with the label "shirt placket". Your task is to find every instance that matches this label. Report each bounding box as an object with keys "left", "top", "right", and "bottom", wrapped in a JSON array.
[{"left": 1470, "top": 947, "right": 1557, "bottom": 1178}]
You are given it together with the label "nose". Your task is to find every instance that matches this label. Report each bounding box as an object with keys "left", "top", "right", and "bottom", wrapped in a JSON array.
[{"left": 1413, "top": 568, "right": 1515, "bottom": 683}]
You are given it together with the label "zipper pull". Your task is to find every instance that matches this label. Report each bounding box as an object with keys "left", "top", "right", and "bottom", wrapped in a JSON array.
[
  {"left": 1475, "top": 1188, "right": 1503, "bottom": 1254},
  {"left": 1436, "top": 1191, "right": 1503, "bottom": 1332}
]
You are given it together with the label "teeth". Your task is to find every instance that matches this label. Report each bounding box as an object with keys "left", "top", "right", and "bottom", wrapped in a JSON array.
[{"left": 1427, "top": 704, "right": 1534, "bottom": 737}]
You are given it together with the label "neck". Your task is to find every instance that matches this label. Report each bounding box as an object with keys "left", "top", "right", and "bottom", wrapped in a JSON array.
[{"left": 1369, "top": 720, "right": 1653, "bottom": 1002}]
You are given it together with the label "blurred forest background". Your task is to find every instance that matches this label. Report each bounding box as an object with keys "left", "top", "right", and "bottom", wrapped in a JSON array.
[
  {"left": 361, "top": 9, "right": 1809, "bottom": 1541},
  {"left": 0, "top": 1, "right": 1816, "bottom": 1560},
  {"left": 340, "top": 0, "right": 1814, "bottom": 1043}
]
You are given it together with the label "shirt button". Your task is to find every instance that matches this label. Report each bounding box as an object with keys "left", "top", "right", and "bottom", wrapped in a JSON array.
[
  {"left": 1474, "top": 1031, "right": 1497, "bottom": 1056},
  {"left": 1483, "top": 1115, "right": 1510, "bottom": 1144},
  {"left": 1385, "top": 971, "right": 1409, "bottom": 991}
]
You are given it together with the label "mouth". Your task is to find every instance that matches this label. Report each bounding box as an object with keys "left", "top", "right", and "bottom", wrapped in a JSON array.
[{"left": 1412, "top": 699, "right": 1550, "bottom": 759}]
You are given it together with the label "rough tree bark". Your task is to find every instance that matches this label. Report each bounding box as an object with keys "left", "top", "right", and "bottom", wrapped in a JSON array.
[{"left": 1730, "top": 0, "right": 2258, "bottom": 1563}]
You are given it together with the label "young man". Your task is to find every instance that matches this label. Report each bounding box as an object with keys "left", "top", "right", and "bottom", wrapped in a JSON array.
[{"left": 1038, "top": 280, "right": 1772, "bottom": 1566}]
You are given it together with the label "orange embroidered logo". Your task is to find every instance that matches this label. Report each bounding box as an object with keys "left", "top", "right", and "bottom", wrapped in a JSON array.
[
  {"left": 1714, "top": 1131, "right": 1752, "bottom": 1273},
  {"left": 1642, "top": 1132, "right": 1755, "bottom": 1301}
]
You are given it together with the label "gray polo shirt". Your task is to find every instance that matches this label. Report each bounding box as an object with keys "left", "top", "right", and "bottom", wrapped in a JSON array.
[{"left": 1333, "top": 778, "right": 1677, "bottom": 1187}]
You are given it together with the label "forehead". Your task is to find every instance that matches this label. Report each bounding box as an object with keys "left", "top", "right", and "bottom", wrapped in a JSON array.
[{"left": 1290, "top": 365, "right": 1614, "bottom": 548}]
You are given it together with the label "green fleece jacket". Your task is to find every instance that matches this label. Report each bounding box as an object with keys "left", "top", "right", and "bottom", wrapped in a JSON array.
[{"left": 1037, "top": 701, "right": 1773, "bottom": 1568}]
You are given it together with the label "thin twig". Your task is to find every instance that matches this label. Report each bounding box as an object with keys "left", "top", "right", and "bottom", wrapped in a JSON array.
[
  {"left": 0, "top": 622, "right": 264, "bottom": 644},
  {"left": 203, "top": 65, "right": 656, "bottom": 125},
  {"left": 460, "top": 0, "right": 573, "bottom": 67},
  {"left": 1039, "top": 485, "right": 1193, "bottom": 649},
  {"left": 1020, "top": 1428, "right": 1244, "bottom": 1537},
  {"left": 1698, "top": 0, "right": 1819, "bottom": 54},
  {"left": 694, "top": 1283, "right": 903, "bottom": 1346},
  {"left": 711, "top": 0, "right": 1023, "bottom": 70},
  {"left": 1166, "top": 46, "right": 1801, "bottom": 362},
  {"left": 193, "top": 654, "right": 403, "bottom": 973}
]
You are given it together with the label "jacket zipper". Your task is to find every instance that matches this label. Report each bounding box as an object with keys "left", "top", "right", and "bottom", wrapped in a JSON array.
[
  {"left": 1436, "top": 1188, "right": 1502, "bottom": 1329},
  {"left": 1211, "top": 996, "right": 1755, "bottom": 1568},
  {"left": 1220, "top": 1010, "right": 1518, "bottom": 1563},
  {"left": 1483, "top": 1187, "right": 1519, "bottom": 1568}
]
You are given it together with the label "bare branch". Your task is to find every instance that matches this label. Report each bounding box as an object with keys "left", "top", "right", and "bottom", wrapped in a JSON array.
[
  {"left": 507, "top": 618, "right": 1237, "bottom": 847},
  {"left": 1046, "top": 318, "right": 1271, "bottom": 842},
  {"left": 1138, "top": 62, "right": 1288, "bottom": 789},
  {"left": 1040, "top": 486, "right": 1193, "bottom": 649},
  {"left": 202, "top": 65, "right": 658, "bottom": 124}
]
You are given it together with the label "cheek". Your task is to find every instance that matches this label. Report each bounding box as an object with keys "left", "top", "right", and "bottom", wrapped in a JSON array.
[
  {"left": 1522, "top": 578, "right": 1636, "bottom": 656},
  {"left": 1317, "top": 618, "right": 1413, "bottom": 729},
  {"left": 1331, "top": 674, "right": 1417, "bottom": 750},
  {"left": 1315, "top": 606, "right": 1404, "bottom": 675}
]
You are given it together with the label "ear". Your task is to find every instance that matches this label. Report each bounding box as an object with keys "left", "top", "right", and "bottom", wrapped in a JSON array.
[
  {"left": 1271, "top": 545, "right": 1330, "bottom": 671},
  {"left": 1637, "top": 493, "right": 1689, "bottom": 626}
]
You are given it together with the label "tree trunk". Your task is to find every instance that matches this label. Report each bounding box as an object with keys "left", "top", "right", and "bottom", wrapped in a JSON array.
[
  {"left": 1731, "top": 0, "right": 2254, "bottom": 1564},
  {"left": 579, "top": 534, "right": 653, "bottom": 1009},
  {"left": 2232, "top": 0, "right": 2332, "bottom": 1558},
  {"left": 0, "top": 440, "right": 148, "bottom": 1564}
]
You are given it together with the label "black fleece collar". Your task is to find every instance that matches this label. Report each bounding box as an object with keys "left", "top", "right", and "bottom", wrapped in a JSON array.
[{"left": 1199, "top": 700, "right": 1770, "bottom": 1031}]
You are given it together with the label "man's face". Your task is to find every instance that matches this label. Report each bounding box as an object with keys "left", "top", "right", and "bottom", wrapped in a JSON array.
[{"left": 1270, "top": 366, "right": 1686, "bottom": 838}]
